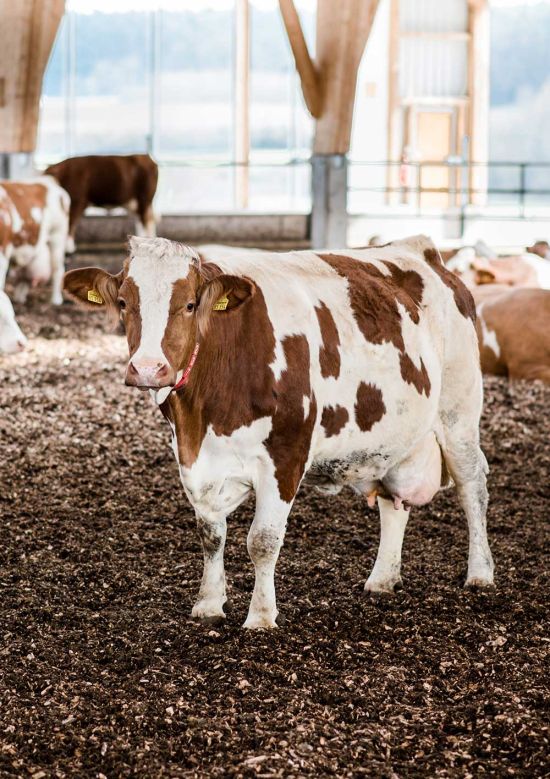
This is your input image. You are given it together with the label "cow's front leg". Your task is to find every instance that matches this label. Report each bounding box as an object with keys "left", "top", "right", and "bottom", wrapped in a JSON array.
[
  {"left": 191, "top": 511, "right": 228, "bottom": 624},
  {"left": 365, "top": 497, "right": 410, "bottom": 594},
  {"left": 244, "top": 486, "right": 292, "bottom": 629}
]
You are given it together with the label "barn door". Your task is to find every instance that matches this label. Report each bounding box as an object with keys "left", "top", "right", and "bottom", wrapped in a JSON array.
[{"left": 415, "top": 109, "right": 456, "bottom": 209}]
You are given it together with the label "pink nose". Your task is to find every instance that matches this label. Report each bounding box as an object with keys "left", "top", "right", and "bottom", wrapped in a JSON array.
[
  {"left": 17, "top": 340, "right": 26, "bottom": 352},
  {"left": 125, "top": 358, "right": 175, "bottom": 388}
]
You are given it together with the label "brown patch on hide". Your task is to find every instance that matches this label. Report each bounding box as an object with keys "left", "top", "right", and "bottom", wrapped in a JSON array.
[
  {"left": 265, "top": 335, "right": 317, "bottom": 503},
  {"left": 321, "top": 405, "right": 349, "bottom": 437},
  {"left": 2, "top": 182, "right": 47, "bottom": 247},
  {"left": 315, "top": 302, "right": 341, "bottom": 378},
  {"left": 399, "top": 353, "right": 431, "bottom": 397},
  {"left": 423, "top": 247, "right": 476, "bottom": 322},
  {"left": 318, "top": 253, "right": 431, "bottom": 396},
  {"left": 354, "top": 382, "right": 385, "bottom": 432}
]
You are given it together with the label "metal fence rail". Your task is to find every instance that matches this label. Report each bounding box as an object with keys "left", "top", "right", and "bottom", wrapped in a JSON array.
[{"left": 348, "top": 159, "right": 550, "bottom": 223}]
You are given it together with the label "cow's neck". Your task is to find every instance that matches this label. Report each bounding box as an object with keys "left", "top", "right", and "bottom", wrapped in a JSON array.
[{"left": 164, "top": 287, "right": 277, "bottom": 468}]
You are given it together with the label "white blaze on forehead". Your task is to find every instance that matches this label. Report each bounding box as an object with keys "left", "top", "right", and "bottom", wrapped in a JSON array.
[{"left": 127, "top": 236, "right": 200, "bottom": 364}]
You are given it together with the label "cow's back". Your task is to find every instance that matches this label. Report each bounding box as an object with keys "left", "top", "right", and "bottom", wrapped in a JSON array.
[
  {"left": 45, "top": 154, "right": 158, "bottom": 207},
  {"left": 199, "top": 237, "right": 479, "bottom": 469}
]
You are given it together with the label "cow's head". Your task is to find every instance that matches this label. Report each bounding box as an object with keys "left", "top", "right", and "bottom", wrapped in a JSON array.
[
  {"left": 63, "top": 236, "right": 254, "bottom": 390},
  {"left": 0, "top": 290, "right": 27, "bottom": 354}
]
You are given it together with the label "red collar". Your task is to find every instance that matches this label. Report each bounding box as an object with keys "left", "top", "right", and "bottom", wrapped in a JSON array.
[{"left": 172, "top": 342, "right": 200, "bottom": 392}]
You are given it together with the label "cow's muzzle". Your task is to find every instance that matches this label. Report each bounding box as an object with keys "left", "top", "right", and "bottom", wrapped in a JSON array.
[{"left": 125, "top": 358, "right": 176, "bottom": 389}]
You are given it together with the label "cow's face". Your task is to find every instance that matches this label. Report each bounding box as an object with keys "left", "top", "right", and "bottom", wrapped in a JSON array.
[
  {"left": 0, "top": 290, "right": 27, "bottom": 354},
  {"left": 63, "top": 236, "right": 255, "bottom": 391}
]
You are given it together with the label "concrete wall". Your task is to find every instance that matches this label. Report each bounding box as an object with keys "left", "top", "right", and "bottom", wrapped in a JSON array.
[{"left": 75, "top": 212, "right": 310, "bottom": 250}]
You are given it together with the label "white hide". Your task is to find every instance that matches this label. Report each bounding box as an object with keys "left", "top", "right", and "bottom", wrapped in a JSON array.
[
  {"left": 477, "top": 302, "right": 501, "bottom": 359},
  {"left": 0, "top": 290, "right": 27, "bottom": 354},
  {"left": 521, "top": 252, "right": 550, "bottom": 289}
]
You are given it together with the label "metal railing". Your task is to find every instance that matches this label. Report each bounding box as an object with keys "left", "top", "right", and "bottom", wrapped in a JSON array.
[{"left": 348, "top": 159, "right": 550, "bottom": 226}]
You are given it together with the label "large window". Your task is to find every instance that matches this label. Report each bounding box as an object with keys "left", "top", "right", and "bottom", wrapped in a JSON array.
[{"left": 36, "top": 0, "right": 314, "bottom": 213}]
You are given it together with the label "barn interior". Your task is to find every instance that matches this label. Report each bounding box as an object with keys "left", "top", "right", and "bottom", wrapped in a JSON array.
[{"left": 0, "top": 2, "right": 548, "bottom": 778}]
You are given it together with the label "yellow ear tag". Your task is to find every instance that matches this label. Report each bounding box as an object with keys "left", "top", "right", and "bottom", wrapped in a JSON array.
[
  {"left": 87, "top": 289, "right": 104, "bottom": 305},
  {"left": 213, "top": 295, "right": 229, "bottom": 311}
]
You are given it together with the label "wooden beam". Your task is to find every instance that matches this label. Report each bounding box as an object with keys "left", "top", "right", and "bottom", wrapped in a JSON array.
[
  {"left": 313, "top": 0, "right": 380, "bottom": 154},
  {"left": 278, "top": 0, "right": 321, "bottom": 118},
  {"left": 0, "top": 0, "right": 65, "bottom": 152}
]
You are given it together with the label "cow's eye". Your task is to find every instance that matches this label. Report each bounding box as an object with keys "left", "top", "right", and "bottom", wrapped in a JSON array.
[
  {"left": 186, "top": 302, "right": 195, "bottom": 312},
  {"left": 118, "top": 299, "right": 126, "bottom": 310}
]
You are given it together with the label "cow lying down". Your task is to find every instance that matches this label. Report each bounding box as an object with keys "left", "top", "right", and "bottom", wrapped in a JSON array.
[
  {"left": 474, "top": 286, "right": 550, "bottom": 384},
  {"left": 63, "top": 235, "right": 494, "bottom": 629}
]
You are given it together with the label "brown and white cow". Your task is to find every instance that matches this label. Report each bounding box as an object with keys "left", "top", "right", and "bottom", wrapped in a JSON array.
[
  {"left": 474, "top": 287, "right": 550, "bottom": 384},
  {"left": 45, "top": 154, "right": 158, "bottom": 253},
  {"left": 447, "top": 245, "right": 550, "bottom": 289},
  {"left": 0, "top": 176, "right": 69, "bottom": 305},
  {"left": 0, "top": 289, "right": 27, "bottom": 354},
  {"left": 63, "top": 235, "right": 494, "bottom": 629}
]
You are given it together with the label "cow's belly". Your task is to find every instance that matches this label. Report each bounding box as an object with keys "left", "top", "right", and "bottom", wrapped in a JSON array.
[{"left": 309, "top": 431, "right": 448, "bottom": 507}]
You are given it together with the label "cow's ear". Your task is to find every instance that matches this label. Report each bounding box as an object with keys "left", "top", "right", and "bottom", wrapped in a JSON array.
[
  {"left": 197, "top": 274, "right": 255, "bottom": 337},
  {"left": 63, "top": 267, "right": 122, "bottom": 312}
]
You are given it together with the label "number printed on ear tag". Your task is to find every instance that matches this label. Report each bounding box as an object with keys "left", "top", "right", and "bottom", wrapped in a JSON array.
[
  {"left": 87, "top": 289, "right": 104, "bottom": 304},
  {"left": 213, "top": 295, "right": 229, "bottom": 311}
]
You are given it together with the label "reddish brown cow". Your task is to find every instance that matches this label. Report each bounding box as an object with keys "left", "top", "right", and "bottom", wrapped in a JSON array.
[
  {"left": 45, "top": 154, "right": 158, "bottom": 252},
  {"left": 474, "top": 287, "right": 550, "bottom": 384}
]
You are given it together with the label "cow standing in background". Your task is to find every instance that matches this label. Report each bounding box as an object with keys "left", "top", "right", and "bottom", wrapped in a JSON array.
[
  {"left": 45, "top": 154, "right": 158, "bottom": 253},
  {"left": 0, "top": 177, "right": 69, "bottom": 305},
  {"left": 64, "top": 235, "right": 494, "bottom": 630}
]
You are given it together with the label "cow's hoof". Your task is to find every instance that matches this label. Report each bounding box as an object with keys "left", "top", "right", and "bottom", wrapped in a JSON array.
[
  {"left": 243, "top": 613, "right": 278, "bottom": 630},
  {"left": 191, "top": 600, "right": 227, "bottom": 625},
  {"left": 364, "top": 577, "right": 402, "bottom": 595},
  {"left": 464, "top": 576, "right": 494, "bottom": 590}
]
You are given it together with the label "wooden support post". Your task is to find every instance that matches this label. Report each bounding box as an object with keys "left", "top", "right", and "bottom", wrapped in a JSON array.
[
  {"left": 0, "top": 0, "right": 65, "bottom": 154},
  {"left": 234, "top": 0, "right": 250, "bottom": 210},
  {"left": 313, "top": 0, "right": 380, "bottom": 155},
  {"left": 280, "top": 0, "right": 380, "bottom": 247}
]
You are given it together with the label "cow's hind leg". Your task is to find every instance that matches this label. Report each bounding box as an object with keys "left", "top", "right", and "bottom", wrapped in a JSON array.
[
  {"left": 192, "top": 511, "right": 228, "bottom": 624},
  {"left": 137, "top": 203, "right": 156, "bottom": 238},
  {"left": 365, "top": 497, "right": 410, "bottom": 594},
  {"left": 443, "top": 435, "right": 494, "bottom": 587},
  {"left": 244, "top": 483, "right": 293, "bottom": 629}
]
